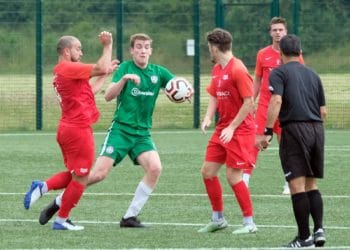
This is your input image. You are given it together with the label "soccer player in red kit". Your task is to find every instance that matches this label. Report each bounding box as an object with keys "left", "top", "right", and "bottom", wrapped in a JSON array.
[
  {"left": 242, "top": 17, "right": 304, "bottom": 195},
  {"left": 23, "top": 31, "right": 118, "bottom": 230},
  {"left": 198, "top": 28, "right": 257, "bottom": 234}
]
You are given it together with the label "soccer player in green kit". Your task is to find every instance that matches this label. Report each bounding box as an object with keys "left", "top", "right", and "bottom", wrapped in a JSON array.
[{"left": 38, "top": 33, "right": 192, "bottom": 228}]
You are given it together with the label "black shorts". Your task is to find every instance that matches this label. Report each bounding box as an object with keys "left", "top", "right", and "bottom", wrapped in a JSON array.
[{"left": 280, "top": 122, "right": 324, "bottom": 181}]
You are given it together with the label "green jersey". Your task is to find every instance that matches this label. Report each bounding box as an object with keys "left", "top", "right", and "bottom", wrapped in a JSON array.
[{"left": 111, "top": 61, "right": 174, "bottom": 134}]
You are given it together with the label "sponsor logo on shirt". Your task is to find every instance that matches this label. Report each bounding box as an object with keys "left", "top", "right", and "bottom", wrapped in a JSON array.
[
  {"left": 131, "top": 88, "right": 154, "bottom": 97},
  {"left": 216, "top": 91, "right": 230, "bottom": 97}
]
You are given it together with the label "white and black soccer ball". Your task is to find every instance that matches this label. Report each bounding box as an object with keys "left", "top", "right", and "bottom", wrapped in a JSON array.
[{"left": 164, "top": 77, "right": 194, "bottom": 103}]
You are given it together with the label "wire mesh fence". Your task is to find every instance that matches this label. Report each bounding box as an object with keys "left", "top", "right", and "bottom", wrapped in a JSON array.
[{"left": 0, "top": 0, "right": 349, "bottom": 131}]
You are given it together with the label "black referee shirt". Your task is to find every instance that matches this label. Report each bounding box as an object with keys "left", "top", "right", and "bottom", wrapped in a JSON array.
[{"left": 268, "top": 61, "right": 326, "bottom": 126}]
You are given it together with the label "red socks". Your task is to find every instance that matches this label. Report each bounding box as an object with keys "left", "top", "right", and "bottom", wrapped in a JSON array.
[
  {"left": 58, "top": 180, "right": 85, "bottom": 218},
  {"left": 231, "top": 180, "right": 253, "bottom": 217},
  {"left": 46, "top": 171, "right": 72, "bottom": 191},
  {"left": 204, "top": 176, "right": 223, "bottom": 211}
]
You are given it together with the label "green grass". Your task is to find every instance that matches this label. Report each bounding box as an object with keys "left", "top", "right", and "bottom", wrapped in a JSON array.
[
  {"left": 0, "top": 73, "right": 349, "bottom": 131},
  {"left": 0, "top": 130, "right": 349, "bottom": 249},
  {"left": 305, "top": 43, "right": 350, "bottom": 74}
]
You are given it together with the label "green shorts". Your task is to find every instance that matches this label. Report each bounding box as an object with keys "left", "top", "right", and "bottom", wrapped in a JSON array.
[{"left": 99, "top": 121, "right": 157, "bottom": 165}]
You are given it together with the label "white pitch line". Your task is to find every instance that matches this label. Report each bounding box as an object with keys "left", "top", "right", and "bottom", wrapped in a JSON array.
[
  {"left": 0, "top": 130, "right": 201, "bottom": 136},
  {"left": 1, "top": 218, "right": 350, "bottom": 231},
  {"left": 1, "top": 130, "right": 350, "bottom": 136},
  {"left": 1, "top": 192, "right": 350, "bottom": 198}
]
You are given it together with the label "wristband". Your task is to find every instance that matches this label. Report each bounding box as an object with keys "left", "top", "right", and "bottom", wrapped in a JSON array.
[{"left": 264, "top": 127, "right": 273, "bottom": 136}]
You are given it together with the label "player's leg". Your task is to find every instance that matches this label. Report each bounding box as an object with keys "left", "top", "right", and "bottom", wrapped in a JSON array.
[
  {"left": 242, "top": 142, "right": 260, "bottom": 186},
  {"left": 24, "top": 171, "right": 72, "bottom": 210},
  {"left": 52, "top": 173, "right": 87, "bottom": 231},
  {"left": 227, "top": 168, "right": 257, "bottom": 234},
  {"left": 244, "top": 102, "right": 267, "bottom": 186},
  {"left": 226, "top": 133, "right": 257, "bottom": 234},
  {"left": 306, "top": 178, "right": 325, "bottom": 247},
  {"left": 120, "top": 150, "right": 161, "bottom": 228},
  {"left": 198, "top": 161, "right": 227, "bottom": 233},
  {"left": 23, "top": 124, "right": 74, "bottom": 210},
  {"left": 275, "top": 129, "right": 290, "bottom": 195},
  {"left": 197, "top": 135, "right": 228, "bottom": 233},
  {"left": 284, "top": 176, "right": 314, "bottom": 247},
  {"left": 280, "top": 123, "right": 314, "bottom": 247},
  {"left": 306, "top": 125, "right": 326, "bottom": 247},
  {"left": 52, "top": 126, "right": 95, "bottom": 230},
  {"left": 39, "top": 156, "right": 114, "bottom": 225}
]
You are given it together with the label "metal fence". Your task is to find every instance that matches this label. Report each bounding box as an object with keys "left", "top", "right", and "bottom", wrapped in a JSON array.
[{"left": 0, "top": 0, "right": 349, "bottom": 131}]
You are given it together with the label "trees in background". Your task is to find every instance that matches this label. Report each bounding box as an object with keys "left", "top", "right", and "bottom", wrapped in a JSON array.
[{"left": 0, "top": 0, "right": 349, "bottom": 73}]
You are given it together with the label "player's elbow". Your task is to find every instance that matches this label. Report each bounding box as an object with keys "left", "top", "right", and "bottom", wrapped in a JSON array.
[{"left": 92, "top": 64, "right": 109, "bottom": 76}]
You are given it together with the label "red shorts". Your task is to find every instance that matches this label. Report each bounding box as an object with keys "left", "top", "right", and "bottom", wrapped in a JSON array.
[
  {"left": 205, "top": 131, "right": 255, "bottom": 170},
  {"left": 255, "top": 103, "right": 281, "bottom": 135},
  {"left": 56, "top": 124, "right": 95, "bottom": 176}
]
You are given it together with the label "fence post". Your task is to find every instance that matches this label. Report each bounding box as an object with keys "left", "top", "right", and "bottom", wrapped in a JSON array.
[
  {"left": 270, "top": 0, "right": 280, "bottom": 17},
  {"left": 215, "top": 0, "right": 224, "bottom": 28},
  {"left": 292, "top": 0, "right": 300, "bottom": 35},
  {"left": 36, "top": 0, "right": 43, "bottom": 130},
  {"left": 193, "top": 0, "right": 200, "bottom": 128},
  {"left": 116, "top": 0, "right": 124, "bottom": 61}
]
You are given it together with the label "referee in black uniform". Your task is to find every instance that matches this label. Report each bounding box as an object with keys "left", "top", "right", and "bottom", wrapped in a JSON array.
[{"left": 260, "top": 34, "right": 327, "bottom": 248}]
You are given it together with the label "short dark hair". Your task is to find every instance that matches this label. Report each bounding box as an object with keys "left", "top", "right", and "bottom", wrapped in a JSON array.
[
  {"left": 206, "top": 28, "right": 232, "bottom": 52},
  {"left": 269, "top": 16, "right": 287, "bottom": 30},
  {"left": 56, "top": 36, "right": 79, "bottom": 54},
  {"left": 279, "top": 34, "right": 301, "bottom": 57}
]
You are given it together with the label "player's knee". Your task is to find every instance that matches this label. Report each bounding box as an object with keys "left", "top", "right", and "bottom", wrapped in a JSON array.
[
  {"left": 147, "top": 164, "right": 162, "bottom": 178},
  {"left": 88, "top": 169, "right": 108, "bottom": 184},
  {"left": 200, "top": 167, "right": 215, "bottom": 179}
]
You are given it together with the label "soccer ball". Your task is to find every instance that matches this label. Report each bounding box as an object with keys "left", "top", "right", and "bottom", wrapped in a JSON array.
[{"left": 164, "top": 77, "right": 194, "bottom": 103}]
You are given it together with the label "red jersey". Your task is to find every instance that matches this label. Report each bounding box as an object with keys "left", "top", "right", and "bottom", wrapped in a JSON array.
[
  {"left": 207, "top": 57, "right": 255, "bottom": 134},
  {"left": 53, "top": 61, "right": 98, "bottom": 127},
  {"left": 255, "top": 45, "right": 304, "bottom": 105}
]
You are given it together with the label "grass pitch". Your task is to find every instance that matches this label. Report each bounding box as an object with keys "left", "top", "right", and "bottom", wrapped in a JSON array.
[{"left": 0, "top": 129, "right": 350, "bottom": 249}]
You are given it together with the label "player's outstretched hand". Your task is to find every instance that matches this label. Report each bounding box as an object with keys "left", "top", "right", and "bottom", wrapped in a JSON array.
[{"left": 99, "top": 31, "right": 113, "bottom": 46}]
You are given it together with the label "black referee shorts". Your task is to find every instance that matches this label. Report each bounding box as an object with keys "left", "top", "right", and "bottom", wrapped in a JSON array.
[{"left": 279, "top": 122, "right": 324, "bottom": 181}]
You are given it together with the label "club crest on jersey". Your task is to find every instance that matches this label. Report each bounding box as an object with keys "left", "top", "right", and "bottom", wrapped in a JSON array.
[
  {"left": 106, "top": 146, "right": 114, "bottom": 154},
  {"left": 150, "top": 75, "right": 158, "bottom": 84}
]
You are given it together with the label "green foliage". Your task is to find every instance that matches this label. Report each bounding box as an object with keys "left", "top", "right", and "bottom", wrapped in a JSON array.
[{"left": 0, "top": 0, "right": 349, "bottom": 73}]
